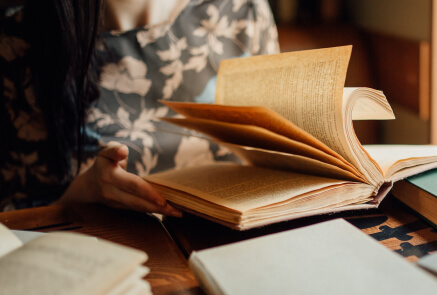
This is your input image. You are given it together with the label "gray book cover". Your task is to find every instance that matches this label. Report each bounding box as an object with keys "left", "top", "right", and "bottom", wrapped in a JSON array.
[{"left": 189, "top": 219, "right": 437, "bottom": 295}]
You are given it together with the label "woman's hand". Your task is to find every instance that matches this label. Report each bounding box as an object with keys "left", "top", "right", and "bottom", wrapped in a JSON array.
[{"left": 60, "top": 141, "right": 182, "bottom": 217}]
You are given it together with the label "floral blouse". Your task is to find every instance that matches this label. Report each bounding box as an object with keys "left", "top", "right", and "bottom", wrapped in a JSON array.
[{"left": 0, "top": 0, "right": 279, "bottom": 211}]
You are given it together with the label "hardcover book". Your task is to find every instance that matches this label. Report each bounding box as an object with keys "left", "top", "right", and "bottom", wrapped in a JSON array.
[
  {"left": 188, "top": 219, "right": 437, "bottom": 295},
  {"left": 392, "top": 169, "right": 437, "bottom": 227}
]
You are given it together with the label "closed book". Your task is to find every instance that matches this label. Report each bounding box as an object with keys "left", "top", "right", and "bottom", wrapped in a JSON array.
[
  {"left": 392, "top": 169, "right": 437, "bottom": 227},
  {"left": 188, "top": 219, "right": 437, "bottom": 295}
]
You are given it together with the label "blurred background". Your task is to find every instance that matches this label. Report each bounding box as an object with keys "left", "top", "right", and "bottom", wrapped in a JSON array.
[
  {"left": 269, "top": 0, "right": 434, "bottom": 145},
  {"left": 2, "top": 0, "right": 434, "bottom": 145}
]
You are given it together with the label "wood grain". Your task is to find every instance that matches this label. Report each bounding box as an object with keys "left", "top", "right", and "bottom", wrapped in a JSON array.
[
  {"left": 164, "top": 195, "right": 437, "bottom": 263},
  {"left": 0, "top": 204, "right": 201, "bottom": 295}
]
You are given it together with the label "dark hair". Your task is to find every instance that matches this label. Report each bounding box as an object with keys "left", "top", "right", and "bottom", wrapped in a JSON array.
[{"left": 26, "top": 0, "right": 102, "bottom": 180}]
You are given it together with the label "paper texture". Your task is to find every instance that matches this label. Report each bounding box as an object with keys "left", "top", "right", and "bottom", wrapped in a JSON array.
[
  {"left": 189, "top": 219, "right": 437, "bottom": 295},
  {"left": 11, "top": 230, "right": 45, "bottom": 244},
  {"left": 146, "top": 163, "right": 367, "bottom": 213},
  {"left": 150, "top": 46, "right": 437, "bottom": 230},
  {"left": 0, "top": 232, "right": 148, "bottom": 295},
  {"left": 364, "top": 145, "right": 437, "bottom": 180},
  {"left": 418, "top": 252, "right": 437, "bottom": 275},
  {"left": 0, "top": 223, "right": 23, "bottom": 258}
]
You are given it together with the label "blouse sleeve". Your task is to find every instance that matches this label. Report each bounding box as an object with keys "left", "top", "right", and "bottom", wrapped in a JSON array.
[{"left": 252, "top": 0, "right": 280, "bottom": 55}]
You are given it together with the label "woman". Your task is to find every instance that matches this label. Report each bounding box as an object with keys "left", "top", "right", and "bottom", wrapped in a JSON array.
[{"left": 0, "top": 0, "right": 279, "bottom": 213}]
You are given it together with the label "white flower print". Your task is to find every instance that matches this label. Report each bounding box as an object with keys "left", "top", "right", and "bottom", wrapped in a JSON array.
[
  {"left": 2, "top": 152, "right": 56, "bottom": 187},
  {"left": 114, "top": 106, "right": 168, "bottom": 148},
  {"left": 174, "top": 136, "right": 215, "bottom": 169},
  {"left": 9, "top": 83, "right": 48, "bottom": 141},
  {"left": 137, "top": 25, "right": 169, "bottom": 48},
  {"left": 189, "top": 4, "right": 247, "bottom": 71},
  {"left": 232, "top": 0, "right": 247, "bottom": 12},
  {"left": 184, "top": 45, "right": 209, "bottom": 73},
  {"left": 256, "top": 0, "right": 274, "bottom": 31},
  {"left": 157, "top": 37, "right": 188, "bottom": 99},
  {"left": 135, "top": 147, "right": 159, "bottom": 177},
  {"left": 192, "top": 5, "right": 228, "bottom": 55},
  {"left": 87, "top": 107, "right": 115, "bottom": 128},
  {"left": 265, "top": 24, "right": 280, "bottom": 54},
  {"left": 100, "top": 56, "right": 151, "bottom": 96}
]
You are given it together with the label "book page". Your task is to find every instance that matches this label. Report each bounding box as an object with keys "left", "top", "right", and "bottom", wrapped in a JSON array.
[
  {"left": 145, "top": 163, "right": 351, "bottom": 213},
  {"left": 341, "top": 88, "right": 396, "bottom": 185},
  {"left": 0, "top": 232, "right": 147, "bottom": 295},
  {"left": 364, "top": 145, "right": 437, "bottom": 181},
  {"left": 0, "top": 223, "right": 23, "bottom": 258},
  {"left": 345, "top": 87, "right": 395, "bottom": 120},
  {"left": 215, "top": 46, "right": 353, "bottom": 163},
  {"left": 161, "top": 100, "right": 343, "bottom": 160},
  {"left": 107, "top": 266, "right": 151, "bottom": 295},
  {"left": 162, "top": 117, "right": 360, "bottom": 177},
  {"left": 222, "top": 143, "right": 366, "bottom": 183}
]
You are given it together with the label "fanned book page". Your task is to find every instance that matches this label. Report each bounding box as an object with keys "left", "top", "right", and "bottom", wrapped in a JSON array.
[{"left": 148, "top": 46, "right": 437, "bottom": 230}]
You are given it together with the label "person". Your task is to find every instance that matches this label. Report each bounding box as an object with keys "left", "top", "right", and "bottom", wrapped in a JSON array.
[{"left": 0, "top": 0, "right": 279, "bottom": 213}]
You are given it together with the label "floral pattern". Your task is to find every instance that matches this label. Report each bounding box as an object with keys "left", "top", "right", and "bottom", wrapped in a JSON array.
[{"left": 0, "top": 0, "right": 279, "bottom": 210}]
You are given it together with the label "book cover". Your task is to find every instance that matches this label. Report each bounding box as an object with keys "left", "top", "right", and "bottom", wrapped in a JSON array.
[
  {"left": 392, "top": 169, "right": 437, "bottom": 227},
  {"left": 189, "top": 219, "right": 437, "bottom": 295},
  {"left": 406, "top": 169, "right": 437, "bottom": 197}
]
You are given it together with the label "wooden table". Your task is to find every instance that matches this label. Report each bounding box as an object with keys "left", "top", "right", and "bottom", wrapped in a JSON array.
[
  {"left": 163, "top": 195, "right": 437, "bottom": 263},
  {"left": 0, "top": 204, "right": 201, "bottom": 295},
  {"left": 1, "top": 195, "right": 437, "bottom": 294}
]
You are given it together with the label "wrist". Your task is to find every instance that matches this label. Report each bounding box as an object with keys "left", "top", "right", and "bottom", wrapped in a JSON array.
[{"left": 58, "top": 170, "right": 93, "bottom": 204}]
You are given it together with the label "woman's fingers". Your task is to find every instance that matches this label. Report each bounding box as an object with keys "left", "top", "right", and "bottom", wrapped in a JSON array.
[
  {"left": 89, "top": 141, "right": 182, "bottom": 217},
  {"left": 98, "top": 141, "right": 129, "bottom": 163},
  {"left": 102, "top": 186, "right": 182, "bottom": 217},
  {"left": 112, "top": 166, "right": 167, "bottom": 208}
]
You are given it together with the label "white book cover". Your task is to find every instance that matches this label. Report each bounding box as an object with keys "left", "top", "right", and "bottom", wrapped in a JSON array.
[{"left": 189, "top": 219, "right": 437, "bottom": 295}]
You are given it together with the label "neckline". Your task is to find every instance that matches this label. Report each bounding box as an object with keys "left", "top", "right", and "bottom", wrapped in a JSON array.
[{"left": 101, "top": 0, "right": 190, "bottom": 37}]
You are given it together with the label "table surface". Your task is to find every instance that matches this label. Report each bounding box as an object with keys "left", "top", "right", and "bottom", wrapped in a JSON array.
[
  {"left": 0, "top": 203, "right": 201, "bottom": 295},
  {"left": 1, "top": 195, "right": 437, "bottom": 294}
]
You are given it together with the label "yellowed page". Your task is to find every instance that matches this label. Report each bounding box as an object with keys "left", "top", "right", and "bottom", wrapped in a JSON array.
[
  {"left": 221, "top": 143, "right": 366, "bottom": 183},
  {"left": 364, "top": 145, "right": 437, "bottom": 181},
  {"left": 342, "top": 88, "right": 396, "bottom": 185},
  {"left": 216, "top": 46, "right": 352, "bottom": 161},
  {"left": 163, "top": 117, "right": 361, "bottom": 177},
  {"left": 161, "top": 100, "right": 343, "bottom": 160},
  {"left": 146, "top": 163, "right": 352, "bottom": 213},
  {"left": 0, "top": 232, "right": 147, "bottom": 295},
  {"left": 0, "top": 223, "right": 23, "bottom": 258},
  {"left": 346, "top": 88, "right": 395, "bottom": 120}
]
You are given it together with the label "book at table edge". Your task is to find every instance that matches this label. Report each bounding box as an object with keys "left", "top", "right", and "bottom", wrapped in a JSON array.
[
  {"left": 188, "top": 219, "right": 437, "bottom": 295},
  {"left": 392, "top": 169, "right": 437, "bottom": 228},
  {"left": 405, "top": 169, "right": 437, "bottom": 197}
]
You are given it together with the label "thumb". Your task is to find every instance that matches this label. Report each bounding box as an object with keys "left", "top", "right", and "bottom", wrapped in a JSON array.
[{"left": 98, "top": 141, "right": 129, "bottom": 163}]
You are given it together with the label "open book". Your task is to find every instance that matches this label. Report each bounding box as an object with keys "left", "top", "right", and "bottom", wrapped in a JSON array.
[
  {"left": 145, "top": 46, "right": 437, "bottom": 230},
  {"left": 0, "top": 223, "right": 151, "bottom": 295}
]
